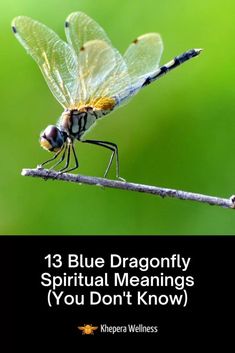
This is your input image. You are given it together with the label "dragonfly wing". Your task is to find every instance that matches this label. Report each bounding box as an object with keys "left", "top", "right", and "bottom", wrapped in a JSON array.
[
  {"left": 98, "top": 46, "right": 132, "bottom": 108},
  {"left": 123, "top": 33, "right": 163, "bottom": 94},
  {"left": 74, "top": 39, "right": 131, "bottom": 111},
  {"left": 12, "top": 16, "right": 78, "bottom": 108},
  {"left": 65, "top": 11, "right": 112, "bottom": 56}
]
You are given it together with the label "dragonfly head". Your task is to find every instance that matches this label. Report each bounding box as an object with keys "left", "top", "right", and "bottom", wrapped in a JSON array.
[{"left": 40, "top": 125, "right": 66, "bottom": 152}]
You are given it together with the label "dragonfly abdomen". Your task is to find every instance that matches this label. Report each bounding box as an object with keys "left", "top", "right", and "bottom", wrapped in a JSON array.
[{"left": 142, "top": 48, "right": 202, "bottom": 87}]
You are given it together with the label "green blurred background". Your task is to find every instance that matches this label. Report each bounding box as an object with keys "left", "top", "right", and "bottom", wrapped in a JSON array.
[{"left": 1, "top": 0, "right": 235, "bottom": 235}]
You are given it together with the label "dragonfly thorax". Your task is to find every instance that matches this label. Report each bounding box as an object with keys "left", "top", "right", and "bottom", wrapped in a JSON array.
[{"left": 59, "top": 108, "right": 98, "bottom": 140}]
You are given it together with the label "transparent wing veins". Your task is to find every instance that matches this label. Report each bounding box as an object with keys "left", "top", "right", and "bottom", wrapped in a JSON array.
[
  {"left": 123, "top": 33, "right": 163, "bottom": 94},
  {"left": 12, "top": 16, "right": 78, "bottom": 108}
]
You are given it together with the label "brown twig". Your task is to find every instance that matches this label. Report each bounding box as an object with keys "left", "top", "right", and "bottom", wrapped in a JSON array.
[{"left": 21, "top": 168, "right": 235, "bottom": 209}]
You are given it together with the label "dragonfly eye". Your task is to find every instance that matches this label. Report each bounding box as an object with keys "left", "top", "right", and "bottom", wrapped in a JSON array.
[{"left": 40, "top": 125, "right": 65, "bottom": 152}]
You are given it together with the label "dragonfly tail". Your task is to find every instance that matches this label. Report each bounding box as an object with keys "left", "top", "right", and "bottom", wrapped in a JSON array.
[{"left": 142, "top": 48, "right": 203, "bottom": 87}]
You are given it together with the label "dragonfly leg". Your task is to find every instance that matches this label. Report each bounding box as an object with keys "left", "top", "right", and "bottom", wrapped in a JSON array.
[
  {"left": 38, "top": 146, "right": 64, "bottom": 169},
  {"left": 49, "top": 143, "right": 68, "bottom": 170},
  {"left": 82, "top": 139, "right": 125, "bottom": 181},
  {"left": 58, "top": 143, "right": 71, "bottom": 173},
  {"left": 60, "top": 144, "right": 79, "bottom": 174}
]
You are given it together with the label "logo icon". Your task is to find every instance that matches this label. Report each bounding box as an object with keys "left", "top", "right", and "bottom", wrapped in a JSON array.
[{"left": 78, "top": 324, "right": 98, "bottom": 335}]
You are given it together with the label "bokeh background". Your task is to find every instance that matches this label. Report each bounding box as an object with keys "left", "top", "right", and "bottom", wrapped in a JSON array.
[{"left": 0, "top": 0, "right": 235, "bottom": 235}]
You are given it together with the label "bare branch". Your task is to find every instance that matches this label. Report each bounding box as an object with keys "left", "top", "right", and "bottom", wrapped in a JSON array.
[{"left": 21, "top": 168, "right": 235, "bottom": 209}]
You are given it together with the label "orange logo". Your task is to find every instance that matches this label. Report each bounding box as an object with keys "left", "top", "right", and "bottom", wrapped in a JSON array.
[{"left": 78, "top": 324, "right": 98, "bottom": 335}]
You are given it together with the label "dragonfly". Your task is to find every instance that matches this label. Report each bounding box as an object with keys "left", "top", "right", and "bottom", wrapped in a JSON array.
[{"left": 12, "top": 12, "right": 202, "bottom": 179}]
